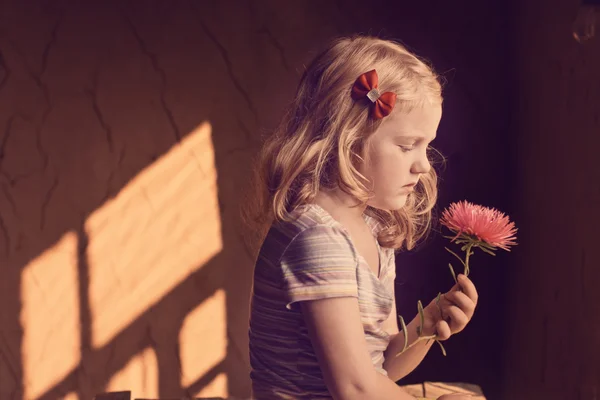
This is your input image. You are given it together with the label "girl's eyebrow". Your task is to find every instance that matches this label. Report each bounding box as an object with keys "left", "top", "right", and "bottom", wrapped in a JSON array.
[
  {"left": 396, "top": 135, "right": 436, "bottom": 142},
  {"left": 397, "top": 135, "right": 424, "bottom": 140}
]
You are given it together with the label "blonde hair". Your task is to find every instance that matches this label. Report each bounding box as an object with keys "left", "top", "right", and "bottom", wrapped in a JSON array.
[{"left": 242, "top": 35, "right": 444, "bottom": 253}]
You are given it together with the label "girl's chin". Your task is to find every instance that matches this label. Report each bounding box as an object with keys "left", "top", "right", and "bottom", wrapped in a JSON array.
[{"left": 367, "top": 194, "right": 408, "bottom": 212}]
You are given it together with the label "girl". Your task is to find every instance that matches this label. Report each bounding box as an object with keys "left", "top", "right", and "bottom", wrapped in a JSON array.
[{"left": 245, "top": 35, "right": 478, "bottom": 400}]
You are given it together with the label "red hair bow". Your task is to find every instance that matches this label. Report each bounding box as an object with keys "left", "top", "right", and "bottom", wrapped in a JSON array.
[{"left": 351, "top": 69, "right": 397, "bottom": 120}]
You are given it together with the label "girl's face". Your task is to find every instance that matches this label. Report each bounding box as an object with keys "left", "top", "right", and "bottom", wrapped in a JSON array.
[{"left": 360, "top": 103, "right": 442, "bottom": 211}]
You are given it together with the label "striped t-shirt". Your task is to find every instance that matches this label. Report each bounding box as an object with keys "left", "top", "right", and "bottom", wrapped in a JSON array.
[{"left": 248, "top": 203, "right": 396, "bottom": 399}]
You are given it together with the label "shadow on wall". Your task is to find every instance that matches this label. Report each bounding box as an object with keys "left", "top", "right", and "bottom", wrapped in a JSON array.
[
  {"left": 0, "top": 1, "right": 514, "bottom": 399},
  {"left": 19, "top": 122, "right": 233, "bottom": 400},
  {"left": 0, "top": 2, "right": 269, "bottom": 398}
]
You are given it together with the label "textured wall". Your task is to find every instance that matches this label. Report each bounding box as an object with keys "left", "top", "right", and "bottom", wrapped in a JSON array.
[
  {"left": 0, "top": 1, "right": 514, "bottom": 399},
  {"left": 502, "top": 0, "right": 600, "bottom": 399}
]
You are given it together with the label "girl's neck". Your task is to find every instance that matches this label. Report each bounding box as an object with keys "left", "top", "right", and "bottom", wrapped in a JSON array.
[{"left": 313, "top": 188, "right": 367, "bottom": 223}]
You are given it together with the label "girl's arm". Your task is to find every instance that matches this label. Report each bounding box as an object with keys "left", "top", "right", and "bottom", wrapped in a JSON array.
[
  {"left": 383, "top": 274, "right": 479, "bottom": 382},
  {"left": 301, "top": 296, "right": 417, "bottom": 400},
  {"left": 382, "top": 290, "right": 434, "bottom": 382}
]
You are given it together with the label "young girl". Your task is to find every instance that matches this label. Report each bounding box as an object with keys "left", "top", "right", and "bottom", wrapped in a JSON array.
[{"left": 245, "top": 35, "right": 479, "bottom": 400}]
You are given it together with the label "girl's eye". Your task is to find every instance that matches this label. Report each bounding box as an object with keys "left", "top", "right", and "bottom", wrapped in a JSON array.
[{"left": 399, "top": 146, "right": 415, "bottom": 152}]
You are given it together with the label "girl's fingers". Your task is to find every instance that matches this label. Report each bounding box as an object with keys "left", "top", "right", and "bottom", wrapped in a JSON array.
[
  {"left": 435, "top": 320, "right": 452, "bottom": 341},
  {"left": 445, "top": 290, "right": 476, "bottom": 319},
  {"left": 444, "top": 305, "right": 469, "bottom": 333},
  {"left": 457, "top": 274, "right": 479, "bottom": 304}
]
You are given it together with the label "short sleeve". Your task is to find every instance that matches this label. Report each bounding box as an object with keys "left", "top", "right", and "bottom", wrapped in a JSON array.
[
  {"left": 385, "top": 248, "right": 396, "bottom": 282},
  {"left": 383, "top": 248, "right": 396, "bottom": 296},
  {"left": 281, "top": 225, "right": 359, "bottom": 310}
]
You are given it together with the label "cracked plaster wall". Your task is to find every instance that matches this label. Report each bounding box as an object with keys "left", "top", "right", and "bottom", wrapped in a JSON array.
[{"left": 0, "top": 1, "right": 517, "bottom": 399}]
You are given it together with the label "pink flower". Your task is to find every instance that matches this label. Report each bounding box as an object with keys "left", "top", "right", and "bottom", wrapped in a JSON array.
[{"left": 440, "top": 201, "right": 518, "bottom": 251}]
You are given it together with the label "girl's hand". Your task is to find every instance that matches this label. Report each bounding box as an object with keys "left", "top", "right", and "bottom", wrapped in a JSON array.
[{"left": 421, "top": 274, "right": 478, "bottom": 340}]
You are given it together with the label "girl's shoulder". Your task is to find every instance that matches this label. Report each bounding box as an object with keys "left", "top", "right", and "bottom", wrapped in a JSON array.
[
  {"left": 257, "top": 203, "right": 357, "bottom": 266},
  {"left": 271, "top": 203, "right": 349, "bottom": 242},
  {"left": 272, "top": 203, "right": 387, "bottom": 246}
]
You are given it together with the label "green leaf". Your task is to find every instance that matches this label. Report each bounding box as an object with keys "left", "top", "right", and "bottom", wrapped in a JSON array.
[
  {"left": 479, "top": 246, "right": 497, "bottom": 256},
  {"left": 452, "top": 238, "right": 469, "bottom": 245},
  {"left": 443, "top": 234, "right": 469, "bottom": 244},
  {"left": 435, "top": 292, "right": 443, "bottom": 320},
  {"left": 399, "top": 315, "right": 408, "bottom": 352},
  {"left": 483, "top": 243, "right": 498, "bottom": 251},
  {"left": 445, "top": 247, "right": 467, "bottom": 269},
  {"left": 436, "top": 340, "right": 447, "bottom": 356},
  {"left": 418, "top": 300, "right": 425, "bottom": 335},
  {"left": 448, "top": 263, "right": 458, "bottom": 283}
]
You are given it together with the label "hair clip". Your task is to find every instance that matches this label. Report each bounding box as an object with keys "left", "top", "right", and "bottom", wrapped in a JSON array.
[{"left": 351, "top": 69, "right": 396, "bottom": 119}]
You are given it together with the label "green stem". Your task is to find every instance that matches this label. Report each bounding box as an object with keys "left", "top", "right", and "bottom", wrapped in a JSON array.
[
  {"left": 464, "top": 242, "right": 474, "bottom": 276},
  {"left": 395, "top": 334, "right": 439, "bottom": 357}
]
